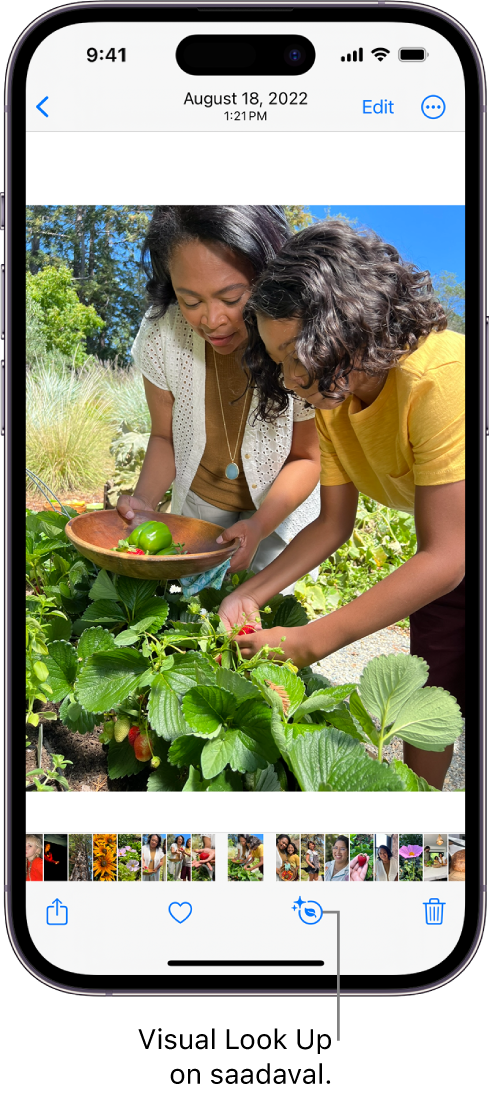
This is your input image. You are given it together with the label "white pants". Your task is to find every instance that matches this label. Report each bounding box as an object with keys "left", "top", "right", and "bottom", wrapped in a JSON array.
[{"left": 182, "top": 489, "right": 319, "bottom": 595}]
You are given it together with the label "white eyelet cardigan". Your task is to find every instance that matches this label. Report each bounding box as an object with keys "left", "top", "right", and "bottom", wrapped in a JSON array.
[{"left": 131, "top": 305, "right": 320, "bottom": 543}]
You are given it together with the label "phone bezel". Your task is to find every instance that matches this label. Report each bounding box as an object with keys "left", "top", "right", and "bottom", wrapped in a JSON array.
[{"left": 5, "top": 2, "right": 485, "bottom": 996}]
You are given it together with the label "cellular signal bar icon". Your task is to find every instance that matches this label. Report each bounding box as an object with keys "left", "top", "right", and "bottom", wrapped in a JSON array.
[
  {"left": 341, "top": 48, "right": 363, "bottom": 62},
  {"left": 371, "top": 47, "right": 390, "bottom": 61}
]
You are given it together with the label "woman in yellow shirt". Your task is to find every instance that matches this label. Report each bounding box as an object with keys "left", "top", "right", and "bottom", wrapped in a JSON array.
[
  {"left": 243, "top": 836, "right": 264, "bottom": 874},
  {"left": 219, "top": 221, "right": 465, "bottom": 789}
]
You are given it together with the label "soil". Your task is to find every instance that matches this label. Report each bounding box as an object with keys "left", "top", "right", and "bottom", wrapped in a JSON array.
[
  {"left": 26, "top": 488, "right": 104, "bottom": 512},
  {"left": 29, "top": 707, "right": 149, "bottom": 792}
]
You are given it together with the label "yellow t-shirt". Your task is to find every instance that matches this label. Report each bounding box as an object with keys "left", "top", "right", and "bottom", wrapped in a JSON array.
[
  {"left": 251, "top": 844, "right": 264, "bottom": 860},
  {"left": 316, "top": 330, "right": 465, "bottom": 514}
]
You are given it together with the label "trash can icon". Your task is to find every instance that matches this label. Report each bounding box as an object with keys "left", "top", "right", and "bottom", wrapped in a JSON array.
[{"left": 423, "top": 897, "right": 445, "bottom": 925}]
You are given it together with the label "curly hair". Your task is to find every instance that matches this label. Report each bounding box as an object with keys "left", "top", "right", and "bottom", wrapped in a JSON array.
[
  {"left": 143, "top": 205, "right": 291, "bottom": 318},
  {"left": 377, "top": 844, "right": 393, "bottom": 860},
  {"left": 243, "top": 220, "right": 447, "bottom": 421}
]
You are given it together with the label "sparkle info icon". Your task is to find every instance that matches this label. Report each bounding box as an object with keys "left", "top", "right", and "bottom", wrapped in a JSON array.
[
  {"left": 46, "top": 898, "right": 68, "bottom": 926},
  {"left": 292, "top": 896, "right": 323, "bottom": 925}
]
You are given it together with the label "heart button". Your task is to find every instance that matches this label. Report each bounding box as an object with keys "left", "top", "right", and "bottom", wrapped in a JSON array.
[{"left": 168, "top": 901, "right": 192, "bottom": 923}]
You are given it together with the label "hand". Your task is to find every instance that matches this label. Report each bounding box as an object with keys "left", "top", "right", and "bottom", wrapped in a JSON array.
[
  {"left": 216, "top": 519, "right": 262, "bottom": 572},
  {"left": 235, "top": 624, "right": 310, "bottom": 668},
  {"left": 117, "top": 494, "right": 152, "bottom": 522},
  {"left": 349, "top": 854, "right": 369, "bottom": 882},
  {"left": 219, "top": 591, "right": 262, "bottom": 634}
]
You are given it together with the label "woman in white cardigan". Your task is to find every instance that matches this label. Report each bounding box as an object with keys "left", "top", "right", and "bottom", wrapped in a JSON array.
[{"left": 118, "top": 207, "right": 320, "bottom": 574}]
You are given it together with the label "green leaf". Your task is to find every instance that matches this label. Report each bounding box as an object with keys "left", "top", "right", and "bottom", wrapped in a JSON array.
[
  {"left": 168, "top": 734, "right": 203, "bottom": 768},
  {"left": 287, "top": 726, "right": 406, "bottom": 791},
  {"left": 59, "top": 697, "right": 98, "bottom": 735},
  {"left": 77, "top": 626, "right": 116, "bottom": 659},
  {"left": 201, "top": 732, "right": 235, "bottom": 779},
  {"left": 107, "top": 736, "right": 147, "bottom": 779},
  {"left": 182, "top": 765, "right": 209, "bottom": 791},
  {"left": 233, "top": 697, "right": 278, "bottom": 763},
  {"left": 147, "top": 754, "right": 187, "bottom": 791},
  {"left": 359, "top": 653, "right": 428, "bottom": 727},
  {"left": 390, "top": 759, "right": 440, "bottom": 792},
  {"left": 77, "top": 648, "right": 150, "bottom": 712},
  {"left": 323, "top": 705, "right": 368, "bottom": 742},
  {"left": 270, "top": 709, "right": 290, "bottom": 758},
  {"left": 33, "top": 660, "right": 49, "bottom": 682},
  {"left": 81, "top": 600, "right": 127, "bottom": 625},
  {"left": 116, "top": 576, "right": 159, "bottom": 612},
  {"left": 349, "top": 690, "right": 379, "bottom": 746},
  {"left": 182, "top": 686, "right": 237, "bottom": 738},
  {"left": 215, "top": 668, "right": 261, "bottom": 701},
  {"left": 88, "top": 570, "right": 120, "bottom": 602},
  {"left": 271, "top": 595, "right": 309, "bottom": 629},
  {"left": 227, "top": 730, "right": 266, "bottom": 774},
  {"left": 164, "top": 652, "right": 211, "bottom": 694},
  {"left": 206, "top": 769, "right": 242, "bottom": 791},
  {"left": 251, "top": 663, "right": 305, "bottom": 716},
  {"left": 294, "top": 684, "right": 355, "bottom": 720},
  {"left": 387, "top": 686, "right": 463, "bottom": 751},
  {"left": 44, "top": 614, "right": 72, "bottom": 642},
  {"left": 148, "top": 672, "right": 190, "bottom": 741},
  {"left": 254, "top": 764, "right": 282, "bottom": 791},
  {"left": 300, "top": 668, "right": 333, "bottom": 696},
  {"left": 43, "top": 640, "right": 78, "bottom": 702},
  {"left": 114, "top": 630, "right": 140, "bottom": 647},
  {"left": 132, "top": 597, "right": 169, "bottom": 632}
]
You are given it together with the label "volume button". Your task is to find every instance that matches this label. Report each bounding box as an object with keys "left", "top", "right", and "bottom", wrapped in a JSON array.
[
  {"left": 1, "top": 264, "right": 4, "bottom": 339},
  {"left": 486, "top": 317, "right": 489, "bottom": 436},
  {"left": 0, "top": 193, "right": 4, "bottom": 230},
  {"left": 1, "top": 359, "right": 4, "bottom": 436}
]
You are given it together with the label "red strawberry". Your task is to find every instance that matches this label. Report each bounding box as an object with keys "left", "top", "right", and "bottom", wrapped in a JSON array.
[
  {"left": 357, "top": 854, "right": 367, "bottom": 867},
  {"left": 214, "top": 653, "right": 222, "bottom": 665},
  {"left": 238, "top": 624, "right": 257, "bottom": 636},
  {"left": 128, "top": 547, "right": 145, "bottom": 556},
  {"left": 128, "top": 726, "right": 139, "bottom": 746},
  {"left": 133, "top": 734, "right": 152, "bottom": 762}
]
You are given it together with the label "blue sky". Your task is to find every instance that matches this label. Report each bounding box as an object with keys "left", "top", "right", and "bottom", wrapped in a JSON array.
[{"left": 307, "top": 206, "right": 465, "bottom": 282}]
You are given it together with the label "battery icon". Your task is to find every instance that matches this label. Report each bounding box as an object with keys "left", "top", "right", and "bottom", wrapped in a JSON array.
[{"left": 399, "top": 48, "right": 428, "bottom": 61}]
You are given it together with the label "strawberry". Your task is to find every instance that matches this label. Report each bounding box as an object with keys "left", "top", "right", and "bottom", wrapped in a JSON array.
[
  {"left": 357, "top": 854, "right": 367, "bottom": 867},
  {"left": 238, "top": 624, "right": 257, "bottom": 636},
  {"left": 128, "top": 547, "right": 145, "bottom": 556},
  {"left": 150, "top": 756, "right": 160, "bottom": 769},
  {"left": 133, "top": 733, "right": 152, "bottom": 762},
  {"left": 128, "top": 726, "right": 139, "bottom": 746},
  {"left": 113, "top": 716, "right": 131, "bottom": 742},
  {"left": 199, "top": 850, "right": 211, "bottom": 860}
]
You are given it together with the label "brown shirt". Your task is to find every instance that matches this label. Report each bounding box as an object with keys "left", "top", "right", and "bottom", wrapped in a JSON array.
[{"left": 191, "top": 343, "right": 254, "bottom": 511}]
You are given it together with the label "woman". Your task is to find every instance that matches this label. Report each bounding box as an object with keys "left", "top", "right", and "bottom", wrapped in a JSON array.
[
  {"left": 242, "top": 836, "right": 264, "bottom": 875},
  {"left": 234, "top": 835, "right": 249, "bottom": 865},
  {"left": 276, "top": 833, "right": 291, "bottom": 878},
  {"left": 142, "top": 834, "right": 165, "bottom": 882},
  {"left": 168, "top": 834, "right": 185, "bottom": 881},
  {"left": 375, "top": 844, "right": 398, "bottom": 882},
  {"left": 279, "top": 840, "right": 300, "bottom": 881},
  {"left": 324, "top": 836, "right": 350, "bottom": 882},
  {"left": 25, "top": 835, "right": 43, "bottom": 882},
  {"left": 118, "top": 207, "right": 320, "bottom": 576},
  {"left": 304, "top": 840, "right": 320, "bottom": 882},
  {"left": 181, "top": 837, "right": 192, "bottom": 882},
  {"left": 221, "top": 220, "right": 464, "bottom": 788}
]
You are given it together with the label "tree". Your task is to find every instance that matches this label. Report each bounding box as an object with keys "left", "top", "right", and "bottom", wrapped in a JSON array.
[
  {"left": 26, "top": 264, "right": 104, "bottom": 363},
  {"left": 433, "top": 271, "right": 465, "bottom": 333}
]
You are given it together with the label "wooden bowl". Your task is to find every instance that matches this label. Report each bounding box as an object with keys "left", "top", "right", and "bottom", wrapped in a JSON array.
[{"left": 65, "top": 509, "right": 239, "bottom": 579}]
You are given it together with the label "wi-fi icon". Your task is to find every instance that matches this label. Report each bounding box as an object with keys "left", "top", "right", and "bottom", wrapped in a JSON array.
[{"left": 371, "top": 47, "right": 390, "bottom": 61}]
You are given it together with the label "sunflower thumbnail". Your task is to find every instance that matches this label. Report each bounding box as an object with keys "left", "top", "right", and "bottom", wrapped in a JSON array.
[{"left": 93, "top": 834, "right": 117, "bottom": 881}]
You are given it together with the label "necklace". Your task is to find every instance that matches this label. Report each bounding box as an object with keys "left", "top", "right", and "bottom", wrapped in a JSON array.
[{"left": 213, "top": 347, "right": 249, "bottom": 480}]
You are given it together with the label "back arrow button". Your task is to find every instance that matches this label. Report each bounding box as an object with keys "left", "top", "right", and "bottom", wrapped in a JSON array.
[{"left": 36, "top": 96, "right": 49, "bottom": 117}]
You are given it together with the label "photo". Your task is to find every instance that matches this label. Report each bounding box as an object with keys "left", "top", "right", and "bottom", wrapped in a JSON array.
[
  {"left": 228, "top": 835, "right": 264, "bottom": 880},
  {"left": 349, "top": 834, "right": 374, "bottom": 881},
  {"left": 92, "top": 834, "right": 117, "bottom": 882},
  {"left": 398, "top": 834, "right": 424, "bottom": 881},
  {"left": 324, "top": 834, "right": 349, "bottom": 881},
  {"left": 448, "top": 834, "right": 465, "bottom": 881},
  {"left": 25, "top": 204, "right": 464, "bottom": 795},
  {"left": 167, "top": 834, "right": 192, "bottom": 882},
  {"left": 43, "top": 834, "right": 68, "bottom": 882},
  {"left": 374, "top": 834, "right": 399, "bottom": 882},
  {"left": 142, "top": 834, "right": 166, "bottom": 881},
  {"left": 69, "top": 834, "right": 92, "bottom": 880},
  {"left": 191, "top": 835, "right": 216, "bottom": 881},
  {"left": 25, "top": 834, "right": 43, "bottom": 881},
  {"left": 423, "top": 834, "right": 448, "bottom": 882},
  {"left": 276, "top": 833, "right": 300, "bottom": 881},
  {"left": 117, "top": 834, "right": 142, "bottom": 881},
  {"left": 301, "top": 834, "right": 324, "bottom": 882}
]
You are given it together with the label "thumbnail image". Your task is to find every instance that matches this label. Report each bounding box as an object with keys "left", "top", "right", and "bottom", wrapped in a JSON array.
[
  {"left": 301, "top": 835, "right": 324, "bottom": 882},
  {"left": 92, "top": 834, "right": 117, "bottom": 881},
  {"left": 374, "top": 834, "right": 399, "bottom": 882},
  {"left": 118, "top": 834, "right": 142, "bottom": 881},
  {"left": 43, "top": 834, "right": 68, "bottom": 882},
  {"left": 192, "top": 835, "right": 216, "bottom": 881},
  {"left": 26, "top": 834, "right": 43, "bottom": 882},
  {"left": 228, "top": 835, "right": 264, "bottom": 880},
  {"left": 448, "top": 835, "right": 465, "bottom": 881},
  {"left": 349, "top": 834, "right": 373, "bottom": 881},
  {"left": 276, "top": 834, "right": 300, "bottom": 881},
  {"left": 324, "top": 835, "right": 349, "bottom": 881},
  {"left": 423, "top": 834, "right": 448, "bottom": 881},
  {"left": 167, "top": 834, "right": 192, "bottom": 881},
  {"left": 69, "top": 834, "right": 92, "bottom": 880},
  {"left": 398, "top": 835, "right": 423, "bottom": 881},
  {"left": 142, "top": 834, "right": 166, "bottom": 881}
]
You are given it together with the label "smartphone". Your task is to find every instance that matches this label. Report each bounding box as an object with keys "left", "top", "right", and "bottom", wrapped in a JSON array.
[{"left": 6, "top": 3, "right": 484, "bottom": 996}]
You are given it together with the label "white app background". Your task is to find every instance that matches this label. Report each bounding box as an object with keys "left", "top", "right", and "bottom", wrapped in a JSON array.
[{"left": 1, "top": 2, "right": 486, "bottom": 1094}]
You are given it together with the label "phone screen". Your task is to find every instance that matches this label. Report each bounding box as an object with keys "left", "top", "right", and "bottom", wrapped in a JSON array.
[{"left": 9, "top": 5, "right": 482, "bottom": 994}]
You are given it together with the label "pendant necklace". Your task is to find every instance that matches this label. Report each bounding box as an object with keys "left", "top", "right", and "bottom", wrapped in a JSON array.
[{"left": 213, "top": 347, "right": 249, "bottom": 480}]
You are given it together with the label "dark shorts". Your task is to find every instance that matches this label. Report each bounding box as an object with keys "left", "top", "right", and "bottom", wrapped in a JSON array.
[{"left": 409, "top": 577, "right": 465, "bottom": 717}]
